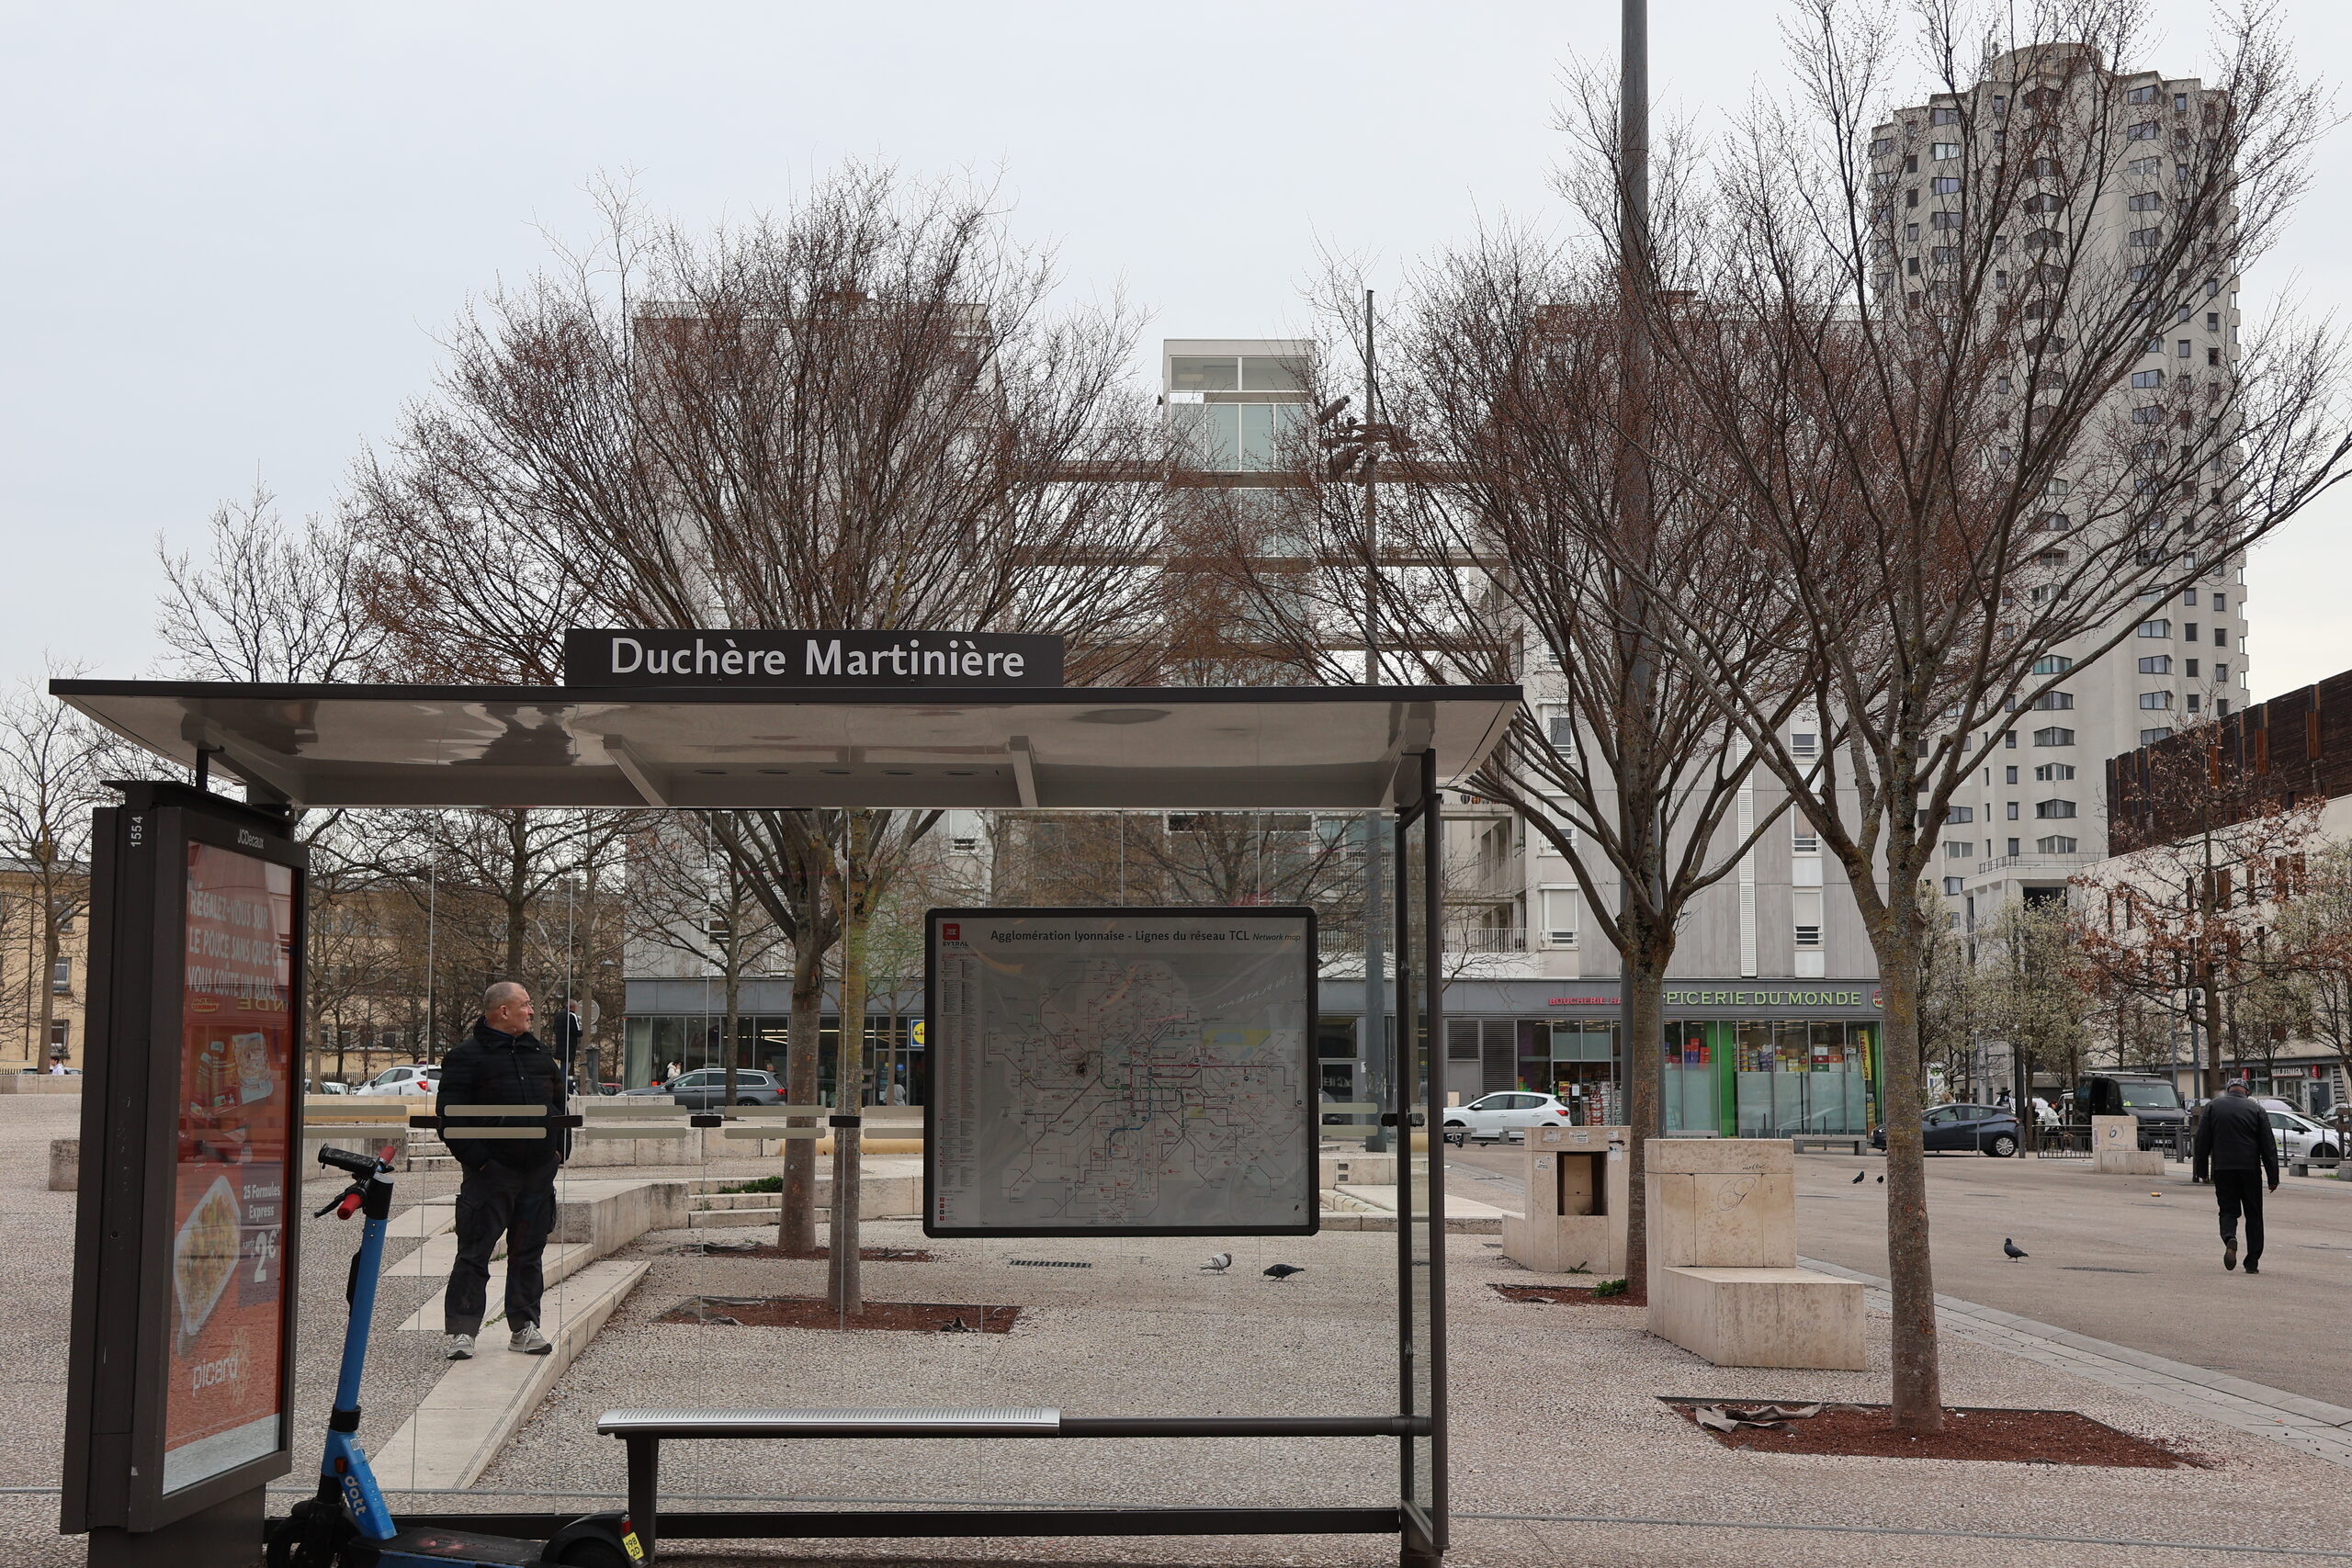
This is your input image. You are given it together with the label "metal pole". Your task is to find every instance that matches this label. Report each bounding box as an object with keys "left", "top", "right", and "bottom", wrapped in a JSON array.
[
  {"left": 1362, "top": 288, "right": 1389, "bottom": 1148},
  {"left": 1616, "top": 0, "right": 1654, "bottom": 1129}
]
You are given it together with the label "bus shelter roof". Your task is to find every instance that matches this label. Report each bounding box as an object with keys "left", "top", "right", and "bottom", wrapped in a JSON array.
[{"left": 51, "top": 680, "right": 1521, "bottom": 812}]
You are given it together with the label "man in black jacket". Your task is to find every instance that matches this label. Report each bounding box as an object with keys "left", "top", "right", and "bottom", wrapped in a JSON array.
[
  {"left": 2193, "top": 1080, "right": 2280, "bottom": 1274},
  {"left": 437, "top": 982, "right": 570, "bottom": 1358}
]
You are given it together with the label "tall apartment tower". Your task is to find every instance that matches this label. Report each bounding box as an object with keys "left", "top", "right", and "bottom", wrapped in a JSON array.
[{"left": 1870, "top": 46, "right": 2248, "bottom": 931}]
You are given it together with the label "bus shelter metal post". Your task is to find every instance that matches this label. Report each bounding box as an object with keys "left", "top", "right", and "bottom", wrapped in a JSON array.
[{"left": 1396, "top": 749, "right": 1447, "bottom": 1566}]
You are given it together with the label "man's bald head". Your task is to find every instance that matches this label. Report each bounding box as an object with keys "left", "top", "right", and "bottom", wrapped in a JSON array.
[{"left": 483, "top": 982, "right": 535, "bottom": 1035}]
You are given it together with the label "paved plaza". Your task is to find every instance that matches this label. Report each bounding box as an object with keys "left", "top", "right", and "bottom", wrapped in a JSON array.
[{"left": 13, "top": 1098, "right": 2352, "bottom": 1566}]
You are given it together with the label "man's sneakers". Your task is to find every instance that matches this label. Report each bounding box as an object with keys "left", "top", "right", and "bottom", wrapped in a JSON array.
[
  {"left": 2224, "top": 1240, "right": 2238, "bottom": 1271},
  {"left": 447, "top": 1334, "right": 476, "bottom": 1360},
  {"left": 510, "top": 1324, "right": 553, "bottom": 1355}
]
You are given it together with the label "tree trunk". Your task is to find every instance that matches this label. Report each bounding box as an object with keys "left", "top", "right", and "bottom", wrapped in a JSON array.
[
  {"left": 828, "top": 846, "right": 869, "bottom": 1314},
  {"left": 722, "top": 947, "right": 741, "bottom": 1109},
  {"left": 35, "top": 908, "right": 58, "bottom": 1068},
  {"left": 779, "top": 933, "right": 823, "bottom": 1254},
  {"left": 1620, "top": 938, "right": 1665, "bottom": 1304},
  {"left": 1874, "top": 912, "right": 1943, "bottom": 1433},
  {"left": 2203, "top": 962, "right": 2225, "bottom": 1099},
  {"left": 505, "top": 811, "right": 530, "bottom": 979}
]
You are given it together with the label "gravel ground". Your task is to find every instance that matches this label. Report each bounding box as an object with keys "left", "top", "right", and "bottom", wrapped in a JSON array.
[{"left": 11, "top": 1100, "right": 2349, "bottom": 1567}]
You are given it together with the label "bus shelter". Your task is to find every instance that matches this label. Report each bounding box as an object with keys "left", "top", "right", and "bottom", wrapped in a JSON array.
[{"left": 52, "top": 674, "right": 1518, "bottom": 1568}]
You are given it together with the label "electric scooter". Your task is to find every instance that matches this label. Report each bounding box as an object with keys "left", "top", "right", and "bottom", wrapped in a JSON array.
[{"left": 265, "top": 1145, "right": 643, "bottom": 1568}]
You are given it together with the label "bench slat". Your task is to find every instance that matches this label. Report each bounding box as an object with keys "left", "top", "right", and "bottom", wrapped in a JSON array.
[{"left": 599, "top": 1406, "right": 1059, "bottom": 1438}]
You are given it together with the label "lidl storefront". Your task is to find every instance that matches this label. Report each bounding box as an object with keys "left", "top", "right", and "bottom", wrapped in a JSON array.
[{"left": 1428, "top": 979, "right": 1885, "bottom": 1138}]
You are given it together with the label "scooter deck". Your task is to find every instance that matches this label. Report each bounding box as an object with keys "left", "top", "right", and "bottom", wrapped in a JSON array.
[{"left": 361, "top": 1524, "right": 548, "bottom": 1566}]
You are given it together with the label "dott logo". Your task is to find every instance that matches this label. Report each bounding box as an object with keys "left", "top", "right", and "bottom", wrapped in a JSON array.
[{"left": 941, "top": 923, "right": 961, "bottom": 942}]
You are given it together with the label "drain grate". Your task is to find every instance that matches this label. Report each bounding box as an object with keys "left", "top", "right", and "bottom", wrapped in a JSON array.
[
  {"left": 1007, "top": 1258, "right": 1092, "bottom": 1269},
  {"left": 2058, "top": 1266, "right": 2145, "bottom": 1274}
]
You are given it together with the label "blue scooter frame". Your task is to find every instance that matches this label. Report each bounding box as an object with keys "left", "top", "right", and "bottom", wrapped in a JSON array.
[{"left": 266, "top": 1146, "right": 640, "bottom": 1568}]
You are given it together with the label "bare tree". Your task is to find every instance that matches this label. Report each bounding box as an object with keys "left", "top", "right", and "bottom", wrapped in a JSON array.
[
  {"left": 2274, "top": 841, "right": 2352, "bottom": 1101},
  {"left": 0, "top": 670, "right": 108, "bottom": 1070},
  {"left": 350, "top": 166, "right": 1167, "bottom": 1303},
  {"left": 1967, "top": 897, "right": 2095, "bottom": 1108},
  {"left": 1198, "top": 246, "right": 1806, "bottom": 1299},
  {"left": 1623, "top": 3, "right": 2346, "bottom": 1428},
  {"left": 155, "top": 483, "right": 390, "bottom": 684}
]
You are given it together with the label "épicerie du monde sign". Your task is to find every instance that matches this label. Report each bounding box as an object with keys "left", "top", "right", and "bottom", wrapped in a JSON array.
[{"left": 563, "top": 629, "right": 1064, "bottom": 689}]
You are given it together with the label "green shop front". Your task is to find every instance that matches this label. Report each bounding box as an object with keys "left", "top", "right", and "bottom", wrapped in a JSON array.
[{"left": 1429, "top": 979, "right": 1884, "bottom": 1138}]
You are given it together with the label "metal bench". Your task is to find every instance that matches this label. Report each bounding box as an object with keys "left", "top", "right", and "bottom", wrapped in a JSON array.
[
  {"left": 1790, "top": 1135, "right": 1867, "bottom": 1156},
  {"left": 596, "top": 1405, "right": 1419, "bottom": 1562}
]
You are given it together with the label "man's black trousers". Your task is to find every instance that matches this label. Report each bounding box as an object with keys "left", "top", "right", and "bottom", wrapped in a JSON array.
[
  {"left": 2213, "top": 1169, "right": 2266, "bottom": 1264},
  {"left": 444, "top": 1155, "right": 560, "bottom": 1336}
]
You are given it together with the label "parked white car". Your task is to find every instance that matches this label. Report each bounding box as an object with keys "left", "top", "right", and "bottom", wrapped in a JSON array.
[
  {"left": 353, "top": 1064, "right": 442, "bottom": 1098},
  {"left": 1441, "top": 1091, "right": 1577, "bottom": 1145},
  {"left": 2265, "top": 1107, "right": 2343, "bottom": 1161}
]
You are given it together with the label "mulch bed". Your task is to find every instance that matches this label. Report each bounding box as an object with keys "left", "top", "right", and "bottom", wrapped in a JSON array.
[
  {"left": 1490, "top": 1282, "right": 1643, "bottom": 1308},
  {"left": 657, "top": 1294, "right": 1020, "bottom": 1333},
  {"left": 670, "top": 1243, "right": 933, "bottom": 1261},
  {"left": 1660, "top": 1398, "right": 2208, "bottom": 1467}
]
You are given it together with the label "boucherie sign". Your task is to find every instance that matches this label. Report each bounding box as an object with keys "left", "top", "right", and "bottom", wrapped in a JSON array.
[{"left": 563, "top": 628, "right": 1064, "bottom": 688}]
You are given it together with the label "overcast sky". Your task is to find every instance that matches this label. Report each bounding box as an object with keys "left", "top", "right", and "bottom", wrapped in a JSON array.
[{"left": 6, "top": 2, "right": 2346, "bottom": 694}]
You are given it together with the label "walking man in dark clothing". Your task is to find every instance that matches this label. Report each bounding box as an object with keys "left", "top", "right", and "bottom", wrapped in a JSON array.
[
  {"left": 437, "top": 982, "right": 570, "bottom": 1358},
  {"left": 2193, "top": 1079, "right": 2280, "bottom": 1274}
]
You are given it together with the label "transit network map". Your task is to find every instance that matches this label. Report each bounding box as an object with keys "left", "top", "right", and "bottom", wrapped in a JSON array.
[{"left": 925, "top": 909, "right": 1317, "bottom": 1236}]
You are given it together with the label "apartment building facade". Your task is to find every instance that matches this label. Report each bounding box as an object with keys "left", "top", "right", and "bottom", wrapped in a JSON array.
[
  {"left": 1163, "top": 338, "right": 1887, "bottom": 1135},
  {"left": 1868, "top": 47, "right": 2252, "bottom": 933}
]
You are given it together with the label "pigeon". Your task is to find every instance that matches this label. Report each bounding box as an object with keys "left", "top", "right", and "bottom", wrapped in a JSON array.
[
  {"left": 1263, "top": 1263, "right": 1306, "bottom": 1280},
  {"left": 937, "top": 1315, "right": 976, "bottom": 1333},
  {"left": 1204, "top": 1253, "right": 1233, "bottom": 1272},
  {"left": 2003, "top": 1238, "right": 2029, "bottom": 1260},
  {"left": 1877, "top": 1176, "right": 1885, "bottom": 1184},
  {"left": 1851, "top": 1170, "right": 1866, "bottom": 1184}
]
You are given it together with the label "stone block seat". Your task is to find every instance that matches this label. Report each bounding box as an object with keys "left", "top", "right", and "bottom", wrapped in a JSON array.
[{"left": 1645, "top": 1138, "right": 1863, "bottom": 1371}]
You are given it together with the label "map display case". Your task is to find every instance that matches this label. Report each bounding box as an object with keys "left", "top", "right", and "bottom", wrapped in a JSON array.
[{"left": 924, "top": 907, "right": 1317, "bottom": 1237}]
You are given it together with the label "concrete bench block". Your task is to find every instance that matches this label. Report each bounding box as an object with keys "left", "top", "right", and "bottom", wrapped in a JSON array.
[
  {"left": 1654, "top": 1265, "right": 1866, "bottom": 1370},
  {"left": 555, "top": 1179, "right": 690, "bottom": 1252},
  {"left": 50, "top": 1137, "right": 78, "bottom": 1190}
]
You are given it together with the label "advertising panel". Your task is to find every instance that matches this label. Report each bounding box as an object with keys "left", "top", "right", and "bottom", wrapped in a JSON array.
[
  {"left": 925, "top": 908, "right": 1317, "bottom": 1237},
  {"left": 161, "top": 842, "right": 297, "bottom": 1495}
]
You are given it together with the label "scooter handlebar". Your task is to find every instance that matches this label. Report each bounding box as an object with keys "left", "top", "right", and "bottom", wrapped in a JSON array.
[{"left": 316, "top": 1145, "right": 386, "bottom": 1179}]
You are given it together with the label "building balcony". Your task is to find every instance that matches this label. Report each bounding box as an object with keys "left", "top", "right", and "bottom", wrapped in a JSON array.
[{"left": 1973, "top": 853, "right": 2098, "bottom": 876}]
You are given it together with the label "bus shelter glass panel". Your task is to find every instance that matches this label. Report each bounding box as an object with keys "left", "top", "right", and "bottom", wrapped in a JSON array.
[
  {"left": 1661, "top": 1021, "right": 1724, "bottom": 1134},
  {"left": 1734, "top": 1021, "right": 1776, "bottom": 1136}
]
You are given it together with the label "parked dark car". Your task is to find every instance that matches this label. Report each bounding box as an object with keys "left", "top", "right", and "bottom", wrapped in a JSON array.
[
  {"left": 1870, "top": 1102, "right": 2021, "bottom": 1157},
  {"left": 624, "top": 1067, "right": 786, "bottom": 1110}
]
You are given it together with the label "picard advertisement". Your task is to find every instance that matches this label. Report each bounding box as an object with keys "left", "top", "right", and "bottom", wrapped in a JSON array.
[{"left": 162, "top": 842, "right": 297, "bottom": 1495}]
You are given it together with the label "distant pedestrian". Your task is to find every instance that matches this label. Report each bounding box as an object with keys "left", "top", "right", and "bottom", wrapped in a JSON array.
[
  {"left": 2192, "top": 1079, "right": 2279, "bottom": 1274},
  {"left": 1995, "top": 1087, "right": 2012, "bottom": 1109}
]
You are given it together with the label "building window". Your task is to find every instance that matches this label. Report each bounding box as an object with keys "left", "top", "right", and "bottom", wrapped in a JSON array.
[
  {"left": 1539, "top": 887, "right": 1578, "bottom": 948},
  {"left": 2139, "top": 655, "right": 2172, "bottom": 673},
  {"left": 1791, "top": 731, "right": 1818, "bottom": 760},
  {"left": 2185, "top": 658, "right": 2199, "bottom": 678},
  {"left": 1930, "top": 106, "right": 1960, "bottom": 124},
  {"left": 2034, "top": 763, "right": 2076, "bottom": 781},
  {"left": 2031, "top": 692, "right": 2074, "bottom": 710},
  {"left": 2037, "top": 835, "right": 2079, "bottom": 853},
  {"left": 2126, "top": 85, "right": 2157, "bottom": 105},
  {"left": 51, "top": 959, "right": 71, "bottom": 995},
  {"left": 2132, "top": 369, "right": 2164, "bottom": 389},
  {"left": 2141, "top": 691, "right": 2174, "bottom": 709},
  {"left": 1943, "top": 876, "right": 1964, "bottom": 896},
  {"left": 1949, "top": 806, "right": 1974, "bottom": 823},
  {"left": 2030, "top": 655, "right": 2073, "bottom": 674},
  {"left": 2007, "top": 802, "right": 2020, "bottom": 819},
  {"left": 1931, "top": 141, "right": 1960, "bottom": 160},
  {"left": 1544, "top": 706, "right": 1576, "bottom": 751},
  {"left": 1794, "top": 924, "right": 1822, "bottom": 947},
  {"left": 2187, "top": 693, "right": 2202, "bottom": 713},
  {"left": 2127, "top": 227, "right": 2162, "bottom": 248},
  {"left": 2127, "top": 120, "right": 2159, "bottom": 141},
  {"left": 1946, "top": 841, "right": 1974, "bottom": 859},
  {"left": 2139, "top": 620, "right": 2171, "bottom": 637},
  {"left": 1930, "top": 176, "right": 1961, "bottom": 194},
  {"left": 1792, "top": 829, "right": 1819, "bottom": 854},
  {"left": 2141, "top": 727, "right": 2174, "bottom": 744},
  {"left": 2128, "top": 192, "right": 2164, "bottom": 212},
  {"left": 2033, "top": 727, "right": 2075, "bottom": 746},
  {"left": 2035, "top": 800, "right": 2077, "bottom": 819}
]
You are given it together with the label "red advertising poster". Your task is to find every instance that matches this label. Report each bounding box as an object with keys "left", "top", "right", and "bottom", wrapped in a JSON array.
[{"left": 162, "top": 843, "right": 295, "bottom": 1495}]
